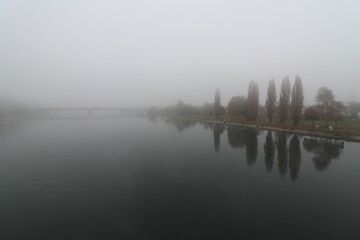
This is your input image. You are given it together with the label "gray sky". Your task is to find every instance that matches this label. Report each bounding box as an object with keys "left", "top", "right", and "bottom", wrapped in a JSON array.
[{"left": 1, "top": 0, "right": 359, "bottom": 108}]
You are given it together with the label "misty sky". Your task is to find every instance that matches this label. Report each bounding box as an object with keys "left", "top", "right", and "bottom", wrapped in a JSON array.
[{"left": 1, "top": 0, "right": 359, "bottom": 108}]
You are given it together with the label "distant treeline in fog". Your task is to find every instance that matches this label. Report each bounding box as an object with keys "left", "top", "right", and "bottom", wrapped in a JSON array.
[
  {"left": 0, "top": 99, "right": 28, "bottom": 117},
  {"left": 149, "top": 76, "right": 360, "bottom": 127}
]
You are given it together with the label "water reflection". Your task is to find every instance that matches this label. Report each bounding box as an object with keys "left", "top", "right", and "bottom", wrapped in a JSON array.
[
  {"left": 244, "top": 128, "right": 258, "bottom": 166},
  {"left": 303, "top": 137, "right": 343, "bottom": 171},
  {"left": 163, "top": 117, "right": 198, "bottom": 132},
  {"left": 198, "top": 121, "right": 214, "bottom": 130},
  {"left": 277, "top": 132, "right": 288, "bottom": 177},
  {"left": 289, "top": 135, "right": 301, "bottom": 181},
  {"left": 198, "top": 122, "right": 226, "bottom": 152},
  {"left": 213, "top": 125, "right": 226, "bottom": 152},
  {"left": 162, "top": 118, "right": 346, "bottom": 179},
  {"left": 226, "top": 126, "right": 258, "bottom": 166},
  {"left": 264, "top": 131, "right": 275, "bottom": 172},
  {"left": 227, "top": 126, "right": 245, "bottom": 149}
]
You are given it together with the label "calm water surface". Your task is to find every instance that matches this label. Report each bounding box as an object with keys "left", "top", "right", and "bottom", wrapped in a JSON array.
[{"left": 0, "top": 116, "right": 359, "bottom": 240}]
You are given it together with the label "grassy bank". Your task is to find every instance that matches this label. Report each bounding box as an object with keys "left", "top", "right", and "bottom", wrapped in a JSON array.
[{"left": 177, "top": 114, "right": 360, "bottom": 142}]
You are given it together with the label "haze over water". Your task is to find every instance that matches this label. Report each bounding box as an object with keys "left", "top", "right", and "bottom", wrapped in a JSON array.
[{"left": 1, "top": 115, "right": 359, "bottom": 240}]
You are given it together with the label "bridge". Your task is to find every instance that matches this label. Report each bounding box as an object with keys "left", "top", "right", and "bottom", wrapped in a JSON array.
[{"left": 31, "top": 107, "right": 145, "bottom": 117}]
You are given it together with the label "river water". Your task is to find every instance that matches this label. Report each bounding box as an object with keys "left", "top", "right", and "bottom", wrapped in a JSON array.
[{"left": 0, "top": 115, "right": 359, "bottom": 240}]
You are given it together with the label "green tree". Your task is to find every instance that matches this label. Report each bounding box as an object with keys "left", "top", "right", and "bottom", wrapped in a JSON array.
[
  {"left": 290, "top": 75, "right": 304, "bottom": 125},
  {"left": 214, "top": 88, "right": 221, "bottom": 118},
  {"left": 278, "top": 77, "right": 291, "bottom": 124},
  {"left": 265, "top": 79, "right": 276, "bottom": 123},
  {"left": 246, "top": 80, "right": 259, "bottom": 121}
]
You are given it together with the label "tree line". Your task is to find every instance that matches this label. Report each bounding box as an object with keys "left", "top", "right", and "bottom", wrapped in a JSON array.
[
  {"left": 223, "top": 76, "right": 347, "bottom": 127},
  {"left": 158, "top": 75, "right": 354, "bottom": 127},
  {"left": 226, "top": 75, "right": 305, "bottom": 126}
]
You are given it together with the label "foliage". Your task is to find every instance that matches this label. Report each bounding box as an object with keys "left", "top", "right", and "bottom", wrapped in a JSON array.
[
  {"left": 348, "top": 102, "right": 360, "bottom": 119},
  {"left": 315, "top": 87, "right": 344, "bottom": 126},
  {"left": 290, "top": 75, "right": 304, "bottom": 125},
  {"left": 265, "top": 79, "right": 276, "bottom": 123},
  {"left": 214, "top": 88, "right": 221, "bottom": 118},
  {"left": 228, "top": 96, "right": 247, "bottom": 120},
  {"left": 164, "top": 100, "right": 200, "bottom": 115},
  {"left": 278, "top": 77, "right": 291, "bottom": 124},
  {"left": 304, "top": 106, "right": 320, "bottom": 125},
  {"left": 246, "top": 80, "right": 259, "bottom": 121},
  {"left": 200, "top": 103, "right": 214, "bottom": 115}
]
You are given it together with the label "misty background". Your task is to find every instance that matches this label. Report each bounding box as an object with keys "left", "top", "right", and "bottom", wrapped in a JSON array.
[{"left": 1, "top": 0, "right": 359, "bottom": 108}]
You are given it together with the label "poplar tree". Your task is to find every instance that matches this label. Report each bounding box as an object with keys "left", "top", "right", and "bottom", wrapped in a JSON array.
[
  {"left": 290, "top": 75, "right": 304, "bottom": 125},
  {"left": 246, "top": 80, "right": 259, "bottom": 121},
  {"left": 278, "top": 77, "right": 291, "bottom": 124},
  {"left": 265, "top": 79, "right": 276, "bottom": 123},
  {"left": 214, "top": 88, "right": 221, "bottom": 118}
]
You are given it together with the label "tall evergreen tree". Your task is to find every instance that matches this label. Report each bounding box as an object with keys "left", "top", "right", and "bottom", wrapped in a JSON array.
[
  {"left": 265, "top": 79, "right": 276, "bottom": 123},
  {"left": 246, "top": 81, "right": 259, "bottom": 121},
  {"left": 278, "top": 77, "right": 291, "bottom": 124},
  {"left": 290, "top": 75, "right": 304, "bottom": 125}
]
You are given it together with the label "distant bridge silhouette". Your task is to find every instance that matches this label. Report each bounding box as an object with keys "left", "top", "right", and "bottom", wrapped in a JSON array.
[
  {"left": 39, "top": 107, "right": 132, "bottom": 111},
  {"left": 33, "top": 107, "right": 143, "bottom": 116}
]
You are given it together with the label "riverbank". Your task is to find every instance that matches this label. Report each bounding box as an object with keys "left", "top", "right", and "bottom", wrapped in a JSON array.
[{"left": 178, "top": 116, "right": 360, "bottom": 143}]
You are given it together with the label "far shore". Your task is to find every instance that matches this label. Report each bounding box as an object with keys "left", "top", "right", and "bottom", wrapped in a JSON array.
[{"left": 177, "top": 116, "right": 360, "bottom": 143}]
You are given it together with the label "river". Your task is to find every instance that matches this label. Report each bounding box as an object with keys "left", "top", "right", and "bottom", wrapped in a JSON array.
[{"left": 0, "top": 115, "right": 359, "bottom": 239}]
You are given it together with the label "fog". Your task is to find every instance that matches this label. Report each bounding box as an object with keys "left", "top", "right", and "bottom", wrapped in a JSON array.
[{"left": 1, "top": 0, "right": 359, "bottom": 108}]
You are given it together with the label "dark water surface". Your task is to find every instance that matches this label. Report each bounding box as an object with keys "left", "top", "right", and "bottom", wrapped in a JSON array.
[{"left": 1, "top": 116, "right": 359, "bottom": 240}]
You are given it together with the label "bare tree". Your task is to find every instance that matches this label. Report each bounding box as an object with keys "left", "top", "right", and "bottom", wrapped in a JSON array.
[
  {"left": 315, "top": 87, "right": 336, "bottom": 126},
  {"left": 228, "top": 96, "right": 247, "bottom": 120},
  {"left": 278, "top": 77, "right": 291, "bottom": 124},
  {"left": 246, "top": 80, "right": 259, "bottom": 121},
  {"left": 332, "top": 101, "right": 345, "bottom": 127},
  {"left": 265, "top": 79, "right": 276, "bottom": 123},
  {"left": 349, "top": 101, "right": 360, "bottom": 119},
  {"left": 304, "top": 106, "right": 319, "bottom": 126},
  {"left": 290, "top": 75, "right": 304, "bottom": 125}
]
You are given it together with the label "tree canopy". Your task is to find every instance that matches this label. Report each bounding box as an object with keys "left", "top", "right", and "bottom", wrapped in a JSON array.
[
  {"left": 278, "top": 77, "right": 291, "bottom": 124},
  {"left": 290, "top": 75, "right": 304, "bottom": 125},
  {"left": 265, "top": 79, "right": 276, "bottom": 123},
  {"left": 214, "top": 88, "right": 221, "bottom": 118},
  {"left": 246, "top": 81, "right": 259, "bottom": 121}
]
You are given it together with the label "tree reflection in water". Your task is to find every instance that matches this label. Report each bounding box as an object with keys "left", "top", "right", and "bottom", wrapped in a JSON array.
[
  {"left": 227, "top": 126, "right": 258, "bottom": 166},
  {"left": 264, "top": 131, "right": 275, "bottom": 172},
  {"left": 303, "top": 137, "right": 343, "bottom": 171},
  {"left": 244, "top": 128, "right": 258, "bottom": 166},
  {"left": 198, "top": 121, "right": 226, "bottom": 152},
  {"left": 277, "top": 132, "right": 288, "bottom": 177},
  {"left": 163, "top": 117, "right": 198, "bottom": 132},
  {"left": 213, "top": 124, "right": 226, "bottom": 152},
  {"left": 162, "top": 118, "right": 344, "bottom": 179},
  {"left": 289, "top": 135, "right": 301, "bottom": 181},
  {"left": 227, "top": 126, "right": 245, "bottom": 149}
]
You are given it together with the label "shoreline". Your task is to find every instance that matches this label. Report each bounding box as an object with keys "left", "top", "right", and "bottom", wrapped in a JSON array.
[{"left": 179, "top": 116, "right": 360, "bottom": 143}]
